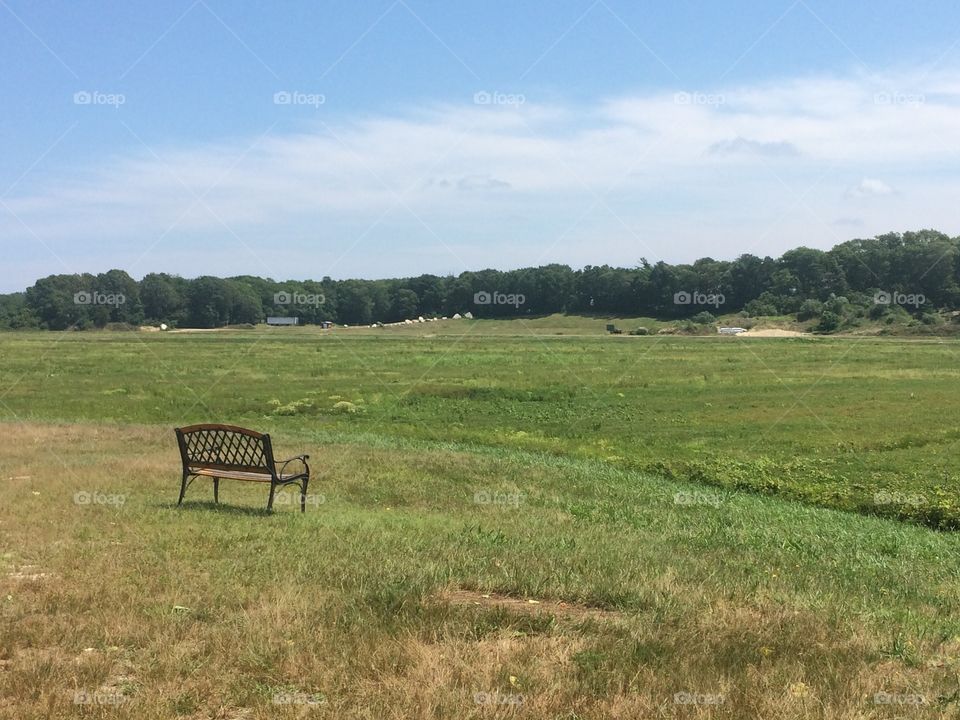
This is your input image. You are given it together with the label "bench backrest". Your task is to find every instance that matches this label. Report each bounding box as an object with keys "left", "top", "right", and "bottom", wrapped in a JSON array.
[{"left": 175, "top": 424, "right": 276, "bottom": 475}]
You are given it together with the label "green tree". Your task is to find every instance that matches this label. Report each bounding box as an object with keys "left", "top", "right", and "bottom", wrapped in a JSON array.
[
  {"left": 391, "top": 288, "right": 419, "bottom": 321},
  {"left": 141, "top": 273, "right": 186, "bottom": 325}
]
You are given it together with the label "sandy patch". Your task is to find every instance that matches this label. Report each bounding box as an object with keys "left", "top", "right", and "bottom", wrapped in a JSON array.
[
  {"left": 6, "top": 565, "right": 54, "bottom": 581},
  {"left": 738, "top": 328, "right": 808, "bottom": 337},
  {"left": 443, "top": 589, "right": 623, "bottom": 622}
]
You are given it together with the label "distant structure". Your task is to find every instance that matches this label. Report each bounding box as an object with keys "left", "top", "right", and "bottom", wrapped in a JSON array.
[
  {"left": 320, "top": 321, "right": 333, "bottom": 329},
  {"left": 718, "top": 327, "right": 747, "bottom": 335},
  {"left": 267, "top": 316, "right": 299, "bottom": 326}
]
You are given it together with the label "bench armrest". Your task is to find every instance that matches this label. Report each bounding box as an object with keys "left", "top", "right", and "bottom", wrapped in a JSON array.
[{"left": 277, "top": 454, "right": 310, "bottom": 478}]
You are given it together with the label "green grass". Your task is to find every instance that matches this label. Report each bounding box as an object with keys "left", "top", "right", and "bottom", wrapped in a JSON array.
[
  {"left": 2, "top": 423, "right": 959, "bottom": 717},
  {"left": 2, "top": 321, "right": 960, "bottom": 526},
  {"left": 3, "top": 318, "right": 960, "bottom": 717}
]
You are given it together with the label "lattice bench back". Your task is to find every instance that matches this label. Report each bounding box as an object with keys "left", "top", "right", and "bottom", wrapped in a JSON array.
[{"left": 175, "top": 424, "right": 276, "bottom": 474}]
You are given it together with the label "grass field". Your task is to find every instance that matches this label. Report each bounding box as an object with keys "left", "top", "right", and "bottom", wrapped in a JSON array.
[
  {"left": 3, "top": 318, "right": 960, "bottom": 526},
  {"left": 2, "top": 318, "right": 960, "bottom": 718}
]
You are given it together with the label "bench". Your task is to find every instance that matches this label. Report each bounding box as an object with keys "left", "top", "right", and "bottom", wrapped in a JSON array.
[{"left": 174, "top": 424, "right": 311, "bottom": 511}]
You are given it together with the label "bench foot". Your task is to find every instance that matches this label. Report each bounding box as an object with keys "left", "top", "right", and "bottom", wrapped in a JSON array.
[
  {"left": 267, "top": 483, "right": 276, "bottom": 511},
  {"left": 213, "top": 478, "right": 219, "bottom": 504},
  {"left": 177, "top": 473, "right": 188, "bottom": 505}
]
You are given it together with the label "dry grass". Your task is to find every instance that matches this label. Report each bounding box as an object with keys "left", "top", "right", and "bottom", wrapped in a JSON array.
[
  {"left": 1, "top": 421, "right": 958, "bottom": 718},
  {"left": 442, "top": 589, "right": 624, "bottom": 623}
]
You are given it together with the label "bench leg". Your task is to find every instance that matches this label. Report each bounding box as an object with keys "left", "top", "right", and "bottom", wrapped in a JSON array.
[
  {"left": 267, "top": 482, "right": 276, "bottom": 511},
  {"left": 300, "top": 477, "right": 309, "bottom": 513},
  {"left": 177, "top": 472, "right": 189, "bottom": 505},
  {"left": 213, "top": 478, "right": 219, "bottom": 504}
]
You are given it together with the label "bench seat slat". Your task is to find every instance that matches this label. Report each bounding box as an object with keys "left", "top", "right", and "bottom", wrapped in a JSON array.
[{"left": 189, "top": 467, "right": 306, "bottom": 483}]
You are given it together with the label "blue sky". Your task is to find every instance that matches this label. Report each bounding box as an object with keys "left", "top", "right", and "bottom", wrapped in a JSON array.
[{"left": 3, "top": 0, "right": 960, "bottom": 291}]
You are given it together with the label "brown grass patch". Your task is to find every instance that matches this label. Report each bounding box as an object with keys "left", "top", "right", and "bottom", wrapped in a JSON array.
[
  {"left": 4, "top": 566, "right": 54, "bottom": 582},
  {"left": 442, "top": 589, "right": 623, "bottom": 623},
  {"left": 0, "top": 420, "right": 958, "bottom": 718}
]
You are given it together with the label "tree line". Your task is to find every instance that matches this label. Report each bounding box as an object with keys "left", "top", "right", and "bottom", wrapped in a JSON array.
[{"left": 1, "top": 230, "right": 958, "bottom": 331}]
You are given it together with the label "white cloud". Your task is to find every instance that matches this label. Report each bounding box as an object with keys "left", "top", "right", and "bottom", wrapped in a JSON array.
[
  {"left": 847, "top": 178, "right": 895, "bottom": 198},
  {"left": 832, "top": 217, "right": 864, "bottom": 227},
  {"left": 707, "top": 137, "right": 800, "bottom": 157},
  {"left": 2, "top": 65, "right": 960, "bottom": 288},
  {"left": 457, "top": 175, "right": 512, "bottom": 191}
]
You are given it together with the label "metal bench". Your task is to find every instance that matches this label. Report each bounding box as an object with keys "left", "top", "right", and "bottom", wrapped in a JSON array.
[{"left": 174, "top": 424, "right": 311, "bottom": 511}]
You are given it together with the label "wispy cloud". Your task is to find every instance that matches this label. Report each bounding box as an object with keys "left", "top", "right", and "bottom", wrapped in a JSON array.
[
  {"left": 846, "top": 178, "right": 895, "bottom": 198},
  {"left": 456, "top": 175, "right": 512, "bottom": 191},
  {"left": 707, "top": 137, "right": 800, "bottom": 157},
  {"left": 832, "top": 216, "right": 864, "bottom": 227},
  {"left": 3, "top": 65, "right": 960, "bottom": 288}
]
